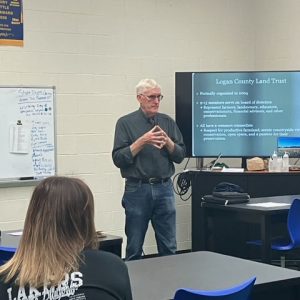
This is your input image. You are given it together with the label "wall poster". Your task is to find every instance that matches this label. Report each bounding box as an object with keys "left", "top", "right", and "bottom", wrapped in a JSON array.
[{"left": 0, "top": 0, "right": 23, "bottom": 46}]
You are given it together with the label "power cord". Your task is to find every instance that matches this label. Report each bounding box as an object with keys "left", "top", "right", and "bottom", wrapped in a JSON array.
[{"left": 173, "top": 158, "right": 192, "bottom": 201}]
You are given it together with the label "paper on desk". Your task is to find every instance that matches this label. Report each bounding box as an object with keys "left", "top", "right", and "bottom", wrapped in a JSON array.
[
  {"left": 8, "top": 231, "right": 23, "bottom": 236},
  {"left": 221, "top": 168, "right": 244, "bottom": 173},
  {"left": 247, "top": 202, "right": 290, "bottom": 208}
]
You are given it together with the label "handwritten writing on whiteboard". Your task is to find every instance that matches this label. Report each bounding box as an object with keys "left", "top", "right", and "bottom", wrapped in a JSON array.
[{"left": 17, "top": 88, "right": 55, "bottom": 177}]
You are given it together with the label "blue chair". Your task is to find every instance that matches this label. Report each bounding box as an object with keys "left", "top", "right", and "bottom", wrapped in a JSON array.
[
  {"left": 173, "top": 277, "right": 256, "bottom": 300},
  {"left": 0, "top": 246, "right": 16, "bottom": 265},
  {"left": 247, "top": 198, "right": 300, "bottom": 268}
]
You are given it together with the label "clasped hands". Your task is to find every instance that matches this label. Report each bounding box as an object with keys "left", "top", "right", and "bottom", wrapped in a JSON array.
[
  {"left": 130, "top": 125, "right": 175, "bottom": 157},
  {"left": 145, "top": 125, "right": 169, "bottom": 149}
]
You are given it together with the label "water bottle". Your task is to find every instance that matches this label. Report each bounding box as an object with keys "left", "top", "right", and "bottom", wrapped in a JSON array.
[
  {"left": 282, "top": 151, "right": 289, "bottom": 172},
  {"left": 275, "top": 156, "right": 282, "bottom": 172},
  {"left": 268, "top": 156, "right": 274, "bottom": 172},
  {"left": 269, "top": 151, "right": 278, "bottom": 172}
]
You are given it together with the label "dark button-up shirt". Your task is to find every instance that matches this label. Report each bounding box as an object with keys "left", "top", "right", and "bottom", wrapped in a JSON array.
[{"left": 112, "top": 108, "right": 186, "bottom": 179}]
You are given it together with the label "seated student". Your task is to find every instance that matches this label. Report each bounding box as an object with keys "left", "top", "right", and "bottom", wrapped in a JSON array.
[{"left": 0, "top": 176, "right": 133, "bottom": 300}]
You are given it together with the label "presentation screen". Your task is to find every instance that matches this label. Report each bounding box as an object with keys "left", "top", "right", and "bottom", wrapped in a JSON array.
[{"left": 175, "top": 71, "right": 300, "bottom": 158}]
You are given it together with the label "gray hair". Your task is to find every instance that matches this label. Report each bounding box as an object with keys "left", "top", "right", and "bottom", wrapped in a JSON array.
[{"left": 136, "top": 79, "right": 161, "bottom": 95}]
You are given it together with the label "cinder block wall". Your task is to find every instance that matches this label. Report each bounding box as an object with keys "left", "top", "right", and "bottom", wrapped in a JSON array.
[{"left": 1, "top": 0, "right": 297, "bottom": 257}]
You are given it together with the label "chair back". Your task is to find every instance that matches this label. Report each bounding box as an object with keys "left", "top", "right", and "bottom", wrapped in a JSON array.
[
  {"left": 174, "top": 276, "right": 256, "bottom": 300},
  {"left": 0, "top": 246, "right": 16, "bottom": 265},
  {"left": 288, "top": 198, "right": 300, "bottom": 247}
]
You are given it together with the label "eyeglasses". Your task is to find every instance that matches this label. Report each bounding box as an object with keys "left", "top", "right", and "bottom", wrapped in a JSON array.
[{"left": 139, "top": 94, "right": 164, "bottom": 101}]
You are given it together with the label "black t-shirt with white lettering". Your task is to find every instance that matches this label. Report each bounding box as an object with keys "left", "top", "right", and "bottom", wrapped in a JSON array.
[{"left": 0, "top": 249, "right": 133, "bottom": 300}]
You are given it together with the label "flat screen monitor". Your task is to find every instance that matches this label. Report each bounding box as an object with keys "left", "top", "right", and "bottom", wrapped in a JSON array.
[
  {"left": 175, "top": 71, "right": 300, "bottom": 158},
  {"left": 277, "top": 136, "right": 300, "bottom": 157}
]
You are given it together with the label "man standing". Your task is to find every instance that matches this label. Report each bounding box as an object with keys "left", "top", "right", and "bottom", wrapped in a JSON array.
[{"left": 112, "top": 79, "right": 186, "bottom": 260}]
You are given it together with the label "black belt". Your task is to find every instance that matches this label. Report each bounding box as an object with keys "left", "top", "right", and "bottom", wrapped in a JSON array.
[{"left": 127, "top": 178, "right": 169, "bottom": 184}]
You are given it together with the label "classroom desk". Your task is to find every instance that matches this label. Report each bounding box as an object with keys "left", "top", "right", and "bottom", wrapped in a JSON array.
[
  {"left": 0, "top": 230, "right": 123, "bottom": 257},
  {"left": 127, "top": 251, "right": 300, "bottom": 300},
  {"left": 190, "top": 170, "right": 300, "bottom": 252},
  {"left": 200, "top": 195, "right": 298, "bottom": 263}
]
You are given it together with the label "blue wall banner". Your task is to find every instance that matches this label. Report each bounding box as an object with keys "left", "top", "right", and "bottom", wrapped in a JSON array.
[{"left": 0, "top": 0, "right": 23, "bottom": 46}]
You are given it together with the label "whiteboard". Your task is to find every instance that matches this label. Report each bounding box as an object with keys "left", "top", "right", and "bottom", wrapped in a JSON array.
[{"left": 0, "top": 86, "right": 56, "bottom": 182}]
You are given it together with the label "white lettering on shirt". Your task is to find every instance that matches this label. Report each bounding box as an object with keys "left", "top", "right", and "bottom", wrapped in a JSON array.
[{"left": 6, "top": 272, "right": 84, "bottom": 300}]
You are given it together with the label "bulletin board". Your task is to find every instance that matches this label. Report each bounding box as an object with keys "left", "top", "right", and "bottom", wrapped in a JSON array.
[{"left": 0, "top": 86, "right": 56, "bottom": 184}]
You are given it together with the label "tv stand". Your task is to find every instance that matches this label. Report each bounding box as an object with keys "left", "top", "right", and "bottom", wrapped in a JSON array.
[
  {"left": 196, "top": 157, "right": 204, "bottom": 170},
  {"left": 190, "top": 170, "right": 300, "bottom": 252},
  {"left": 241, "top": 157, "right": 247, "bottom": 169}
]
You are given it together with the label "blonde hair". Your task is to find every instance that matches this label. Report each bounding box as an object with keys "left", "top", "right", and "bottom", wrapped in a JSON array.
[
  {"left": 0, "top": 176, "right": 97, "bottom": 287},
  {"left": 136, "top": 78, "right": 161, "bottom": 95}
]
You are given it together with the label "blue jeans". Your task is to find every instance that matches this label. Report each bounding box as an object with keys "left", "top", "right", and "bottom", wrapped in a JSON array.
[{"left": 122, "top": 179, "right": 176, "bottom": 261}]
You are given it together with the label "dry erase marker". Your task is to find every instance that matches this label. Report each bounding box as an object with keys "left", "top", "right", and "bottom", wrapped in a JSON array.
[{"left": 19, "top": 177, "right": 35, "bottom": 180}]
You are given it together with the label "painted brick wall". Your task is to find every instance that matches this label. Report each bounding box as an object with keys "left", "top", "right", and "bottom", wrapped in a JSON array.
[{"left": 1, "top": 0, "right": 287, "bottom": 257}]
